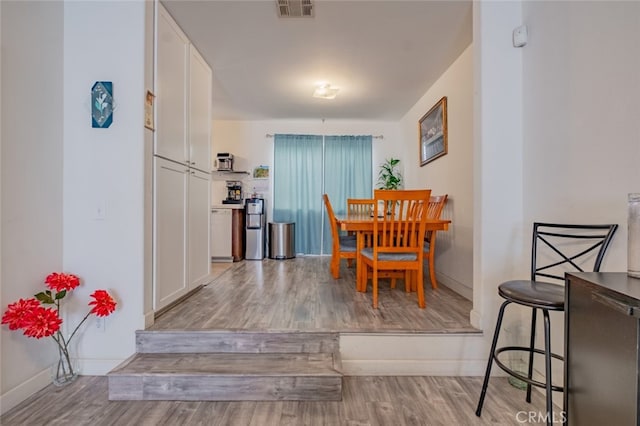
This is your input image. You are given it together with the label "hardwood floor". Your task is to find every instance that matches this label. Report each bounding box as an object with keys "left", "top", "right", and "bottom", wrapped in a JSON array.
[
  {"left": 1, "top": 375, "right": 548, "bottom": 425},
  {"left": 153, "top": 257, "right": 477, "bottom": 333},
  {"left": 1, "top": 257, "right": 549, "bottom": 424}
]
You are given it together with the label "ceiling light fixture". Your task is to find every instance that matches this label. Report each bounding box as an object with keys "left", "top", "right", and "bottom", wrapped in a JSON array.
[{"left": 313, "top": 83, "right": 339, "bottom": 100}]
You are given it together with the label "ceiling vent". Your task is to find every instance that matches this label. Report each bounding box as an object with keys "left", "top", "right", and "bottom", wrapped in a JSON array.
[{"left": 276, "top": 0, "right": 314, "bottom": 18}]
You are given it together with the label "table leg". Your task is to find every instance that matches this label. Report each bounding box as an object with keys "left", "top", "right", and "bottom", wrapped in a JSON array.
[{"left": 356, "top": 231, "right": 364, "bottom": 292}]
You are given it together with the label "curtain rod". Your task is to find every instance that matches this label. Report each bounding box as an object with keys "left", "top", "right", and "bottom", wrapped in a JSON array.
[{"left": 265, "top": 134, "right": 383, "bottom": 139}]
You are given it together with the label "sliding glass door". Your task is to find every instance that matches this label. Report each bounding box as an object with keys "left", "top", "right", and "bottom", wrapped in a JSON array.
[{"left": 273, "top": 134, "right": 372, "bottom": 254}]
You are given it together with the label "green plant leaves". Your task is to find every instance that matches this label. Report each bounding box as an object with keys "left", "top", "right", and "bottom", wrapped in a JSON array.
[
  {"left": 34, "top": 289, "right": 66, "bottom": 304},
  {"left": 35, "top": 291, "right": 54, "bottom": 304},
  {"left": 377, "top": 157, "right": 403, "bottom": 190}
]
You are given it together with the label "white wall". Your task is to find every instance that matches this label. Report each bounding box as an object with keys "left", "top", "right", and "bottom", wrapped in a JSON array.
[
  {"left": 522, "top": 0, "right": 638, "bottom": 263},
  {"left": 0, "top": 0, "right": 65, "bottom": 412},
  {"left": 400, "top": 45, "right": 474, "bottom": 299},
  {"left": 472, "top": 1, "right": 525, "bottom": 335},
  {"left": 63, "top": 0, "right": 147, "bottom": 375},
  {"left": 519, "top": 0, "right": 640, "bottom": 402},
  {"left": 211, "top": 119, "right": 402, "bottom": 219}
]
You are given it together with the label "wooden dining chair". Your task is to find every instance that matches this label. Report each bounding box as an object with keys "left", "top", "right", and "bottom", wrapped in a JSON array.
[
  {"left": 423, "top": 194, "right": 448, "bottom": 289},
  {"left": 359, "top": 189, "right": 431, "bottom": 308},
  {"left": 347, "top": 198, "right": 375, "bottom": 217},
  {"left": 347, "top": 198, "right": 375, "bottom": 253},
  {"left": 323, "top": 194, "right": 357, "bottom": 279}
]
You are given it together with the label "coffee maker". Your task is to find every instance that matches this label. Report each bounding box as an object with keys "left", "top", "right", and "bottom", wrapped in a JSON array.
[{"left": 223, "top": 181, "right": 243, "bottom": 204}]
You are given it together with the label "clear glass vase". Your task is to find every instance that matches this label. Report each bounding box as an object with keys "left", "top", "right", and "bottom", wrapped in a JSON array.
[{"left": 51, "top": 349, "right": 79, "bottom": 386}]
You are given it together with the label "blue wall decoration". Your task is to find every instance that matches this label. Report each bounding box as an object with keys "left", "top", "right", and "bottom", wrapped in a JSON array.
[{"left": 91, "top": 81, "right": 113, "bottom": 128}]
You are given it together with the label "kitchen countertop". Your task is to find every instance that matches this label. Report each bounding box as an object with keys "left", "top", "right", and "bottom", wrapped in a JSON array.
[{"left": 212, "top": 203, "right": 245, "bottom": 210}]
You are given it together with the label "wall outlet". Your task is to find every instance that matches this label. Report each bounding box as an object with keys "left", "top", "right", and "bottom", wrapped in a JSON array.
[
  {"left": 94, "top": 200, "right": 106, "bottom": 220},
  {"left": 95, "top": 316, "right": 106, "bottom": 332}
]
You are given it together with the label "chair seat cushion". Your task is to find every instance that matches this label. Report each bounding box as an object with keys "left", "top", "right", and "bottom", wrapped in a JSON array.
[
  {"left": 498, "top": 280, "right": 564, "bottom": 309},
  {"left": 339, "top": 236, "right": 357, "bottom": 252},
  {"left": 360, "top": 247, "right": 417, "bottom": 261}
]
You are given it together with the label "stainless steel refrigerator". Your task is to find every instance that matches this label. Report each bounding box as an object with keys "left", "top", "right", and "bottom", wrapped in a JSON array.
[{"left": 245, "top": 198, "right": 266, "bottom": 260}]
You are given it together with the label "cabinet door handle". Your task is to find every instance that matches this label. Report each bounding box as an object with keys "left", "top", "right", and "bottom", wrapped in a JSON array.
[{"left": 592, "top": 292, "right": 640, "bottom": 318}]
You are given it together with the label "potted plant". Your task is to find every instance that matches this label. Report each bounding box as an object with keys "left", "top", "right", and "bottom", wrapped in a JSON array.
[
  {"left": 377, "top": 157, "right": 403, "bottom": 190},
  {"left": 376, "top": 158, "right": 403, "bottom": 215}
]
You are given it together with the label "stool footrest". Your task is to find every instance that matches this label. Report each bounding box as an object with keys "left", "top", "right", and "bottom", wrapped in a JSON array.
[{"left": 494, "top": 346, "right": 564, "bottom": 393}]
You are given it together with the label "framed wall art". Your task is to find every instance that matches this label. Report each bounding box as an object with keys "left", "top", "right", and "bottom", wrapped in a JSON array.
[
  {"left": 144, "top": 90, "right": 155, "bottom": 131},
  {"left": 91, "top": 81, "right": 113, "bottom": 128},
  {"left": 419, "top": 96, "right": 447, "bottom": 166}
]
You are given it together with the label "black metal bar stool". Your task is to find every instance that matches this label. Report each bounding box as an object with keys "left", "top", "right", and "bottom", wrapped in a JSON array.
[{"left": 476, "top": 222, "right": 618, "bottom": 426}]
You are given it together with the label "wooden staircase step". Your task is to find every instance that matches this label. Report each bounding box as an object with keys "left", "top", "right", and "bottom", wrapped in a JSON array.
[
  {"left": 108, "top": 352, "right": 342, "bottom": 401},
  {"left": 136, "top": 330, "right": 339, "bottom": 354}
]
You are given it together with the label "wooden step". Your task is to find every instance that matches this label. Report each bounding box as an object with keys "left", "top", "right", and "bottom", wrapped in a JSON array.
[
  {"left": 136, "top": 330, "right": 339, "bottom": 354},
  {"left": 108, "top": 352, "right": 342, "bottom": 401}
]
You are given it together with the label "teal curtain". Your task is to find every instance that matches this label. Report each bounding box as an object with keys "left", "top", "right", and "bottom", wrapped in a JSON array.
[
  {"left": 273, "top": 134, "right": 372, "bottom": 255},
  {"left": 273, "top": 134, "right": 324, "bottom": 254},
  {"left": 322, "top": 136, "right": 372, "bottom": 253}
]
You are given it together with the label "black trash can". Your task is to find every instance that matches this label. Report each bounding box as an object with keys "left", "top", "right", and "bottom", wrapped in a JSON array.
[{"left": 268, "top": 222, "right": 295, "bottom": 259}]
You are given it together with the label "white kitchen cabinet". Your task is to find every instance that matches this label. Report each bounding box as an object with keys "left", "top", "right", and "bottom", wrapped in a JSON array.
[
  {"left": 188, "top": 45, "right": 212, "bottom": 172},
  {"left": 156, "top": 5, "right": 211, "bottom": 171},
  {"left": 188, "top": 169, "right": 211, "bottom": 287},
  {"left": 154, "top": 157, "right": 188, "bottom": 311},
  {"left": 210, "top": 208, "right": 233, "bottom": 261},
  {"left": 154, "top": 4, "right": 213, "bottom": 312},
  {"left": 155, "top": 4, "right": 188, "bottom": 163}
]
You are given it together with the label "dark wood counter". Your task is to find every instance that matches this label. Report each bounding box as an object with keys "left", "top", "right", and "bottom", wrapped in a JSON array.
[
  {"left": 564, "top": 272, "right": 640, "bottom": 425},
  {"left": 231, "top": 208, "right": 245, "bottom": 261}
]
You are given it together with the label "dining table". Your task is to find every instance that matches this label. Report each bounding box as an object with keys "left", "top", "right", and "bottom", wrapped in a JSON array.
[{"left": 334, "top": 212, "right": 451, "bottom": 292}]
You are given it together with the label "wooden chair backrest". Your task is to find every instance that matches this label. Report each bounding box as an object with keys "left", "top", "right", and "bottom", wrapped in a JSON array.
[
  {"left": 372, "top": 189, "right": 431, "bottom": 253},
  {"left": 426, "top": 194, "right": 448, "bottom": 220},
  {"left": 347, "top": 198, "right": 375, "bottom": 217},
  {"left": 322, "top": 194, "right": 340, "bottom": 248}
]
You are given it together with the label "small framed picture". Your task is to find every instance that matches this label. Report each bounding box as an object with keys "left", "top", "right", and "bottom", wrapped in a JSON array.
[
  {"left": 253, "top": 165, "right": 269, "bottom": 179},
  {"left": 144, "top": 90, "right": 155, "bottom": 131},
  {"left": 419, "top": 96, "right": 448, "bottom": 166}
]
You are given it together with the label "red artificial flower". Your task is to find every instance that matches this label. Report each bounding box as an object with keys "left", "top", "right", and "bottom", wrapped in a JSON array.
[
  {"left": 1, "top": 298, "right": 40, "bottom": 330},
  {"left": 22, "top": 306, "right": 62, "bottom": 339},
  {"left": 45, "top": 272, "right": 80, "bottom": 293},
  {"left": 88, "top": 290, "right": 117, "bottom": 317}
]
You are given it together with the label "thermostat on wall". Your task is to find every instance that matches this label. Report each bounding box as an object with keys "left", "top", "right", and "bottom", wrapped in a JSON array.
[{"left": 513, "top": 25, "right": 528, "bottom": 48}]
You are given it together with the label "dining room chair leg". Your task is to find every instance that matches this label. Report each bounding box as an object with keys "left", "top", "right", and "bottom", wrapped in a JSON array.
[
  {"left": 416, "top": 267, "right": 425, "bottom": 308},
  {"left": 372, "top": 269, "right": 379, "bottom": 308},
  {"left": 428, "top": 253, "right": 438, "bottom": 289},
  {"left": 330, "top": 255, "right": 340, "bottom": 279}
]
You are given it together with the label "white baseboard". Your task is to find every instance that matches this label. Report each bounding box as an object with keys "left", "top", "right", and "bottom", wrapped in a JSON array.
[
  {"left": 340, "top": 332, "right": 491, "bottom": 377},
  {"left": 436, "top": 272, "right": 472, "bottom": 300},
  {"left": 0, "top": 367, "right": 50, "bottom": 415},
  {"left": 341, "top": 359, "right": 490, "bottom": 376},
  {"left": 144, "top": 310, "right": 155, "bottom": 328},
  {"left": 470, "top": 308, "right": 483, "bottom": 329}
]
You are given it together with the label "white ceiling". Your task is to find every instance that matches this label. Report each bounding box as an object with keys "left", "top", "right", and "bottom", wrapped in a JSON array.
[{"left": 161, "top": 0, "right": 472, "bottom": 121}]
